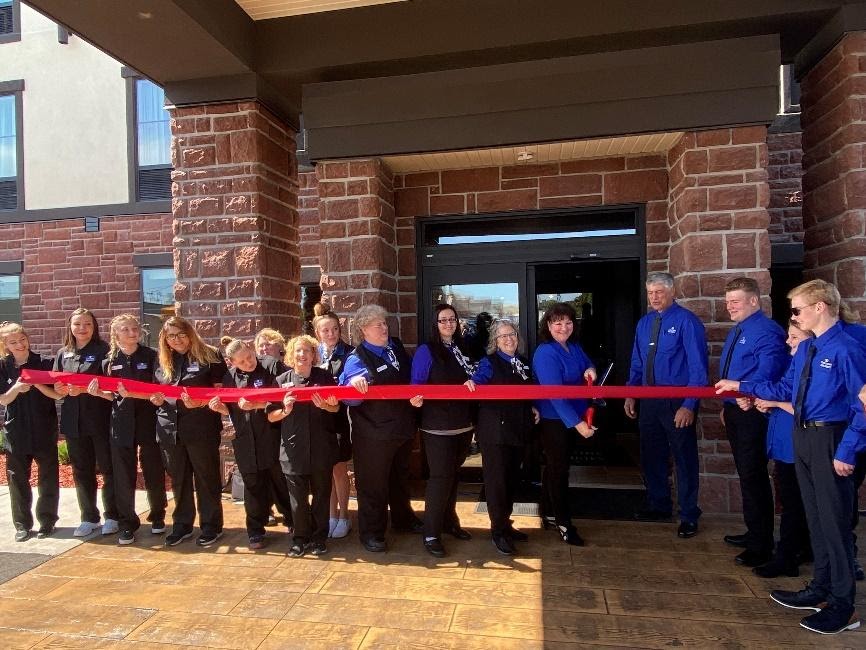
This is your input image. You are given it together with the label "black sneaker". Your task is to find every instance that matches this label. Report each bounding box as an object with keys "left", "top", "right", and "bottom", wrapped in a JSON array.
[
  {"left": 150, "top": 521, "right": 166, "bottom": 535},
  {"left": 288, "top": 541, "right": 306, "bottom": 557},
  {"left": 118, "top": 530, "right": 135, "bottom": 545},
  {"left": 164, "top": 530, "right": 193, "bottom": 547},
  {"left": 36, "top": 524, "right": 55, "bottom": 539},
  {"left": 800, "top": 604, "right": 861, "bottom": 634},
  {"left": 308, "top": 541, "right": 328, "bottom": 556},
  {"left": 14, "top": 528, "right": 30, "bottom": 542},
  {"left": 196, "top": 531, "right": 222, "bottom": 547},
  {"left": 770, "top": 586, "right": 828, "bottom": 612},
  {"left": 557, "top": 525, "right": 584, "bottom": 546},
  {"left": 492, "top": 532, "right": 516, "bottom": 556}
]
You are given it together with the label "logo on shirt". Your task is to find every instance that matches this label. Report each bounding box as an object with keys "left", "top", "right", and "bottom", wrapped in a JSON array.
[
  {"left": 84, "top": 355, "right": 96, "bottom": 362},
  {"left": 136, "top": 362, "right": 149, "bottom": 370},
  {"left": 666, "top": 327, "right": 677, "bottom": 335},
  {"left": 187, "top": 364, "right": 200, "bottom": 372},
  {"left": 738, "top": 336, "right": 746, "bottom": 345},
  {"left": 819, "top": 358, "right": 832, "bottom": 369},
  {"left": 253, "top": 379, "right": 264, "bottom": 388}
]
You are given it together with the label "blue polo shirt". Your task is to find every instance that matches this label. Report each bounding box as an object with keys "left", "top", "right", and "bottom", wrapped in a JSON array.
[
  {"left": 841, "top": 321, "right": 866, "bottom": 349},
  {"left": 717, "top": 310, "right": 788, "bottom": 404},
  {"left": 532, "top": 340, "right": 593, "bottom": 429},
  {"left": 472, "top": 350, "right": 523, "bottom": 384},
  {"left": 627, "top": 301, "right": 708, "bottom": 411},
  {"left": 338, "top": 339, "right": 398, "bottom": 406},
  {"left": 742, "top": 322, "right": 866, "bottom": 464}
]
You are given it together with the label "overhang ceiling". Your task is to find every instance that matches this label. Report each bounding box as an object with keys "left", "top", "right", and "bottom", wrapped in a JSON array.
[
  {"left": 381, "top": 132, "right": 684, "bottom": 173},
  {"left": 235, "top": 0, "right": 407, "bottom": 20}
]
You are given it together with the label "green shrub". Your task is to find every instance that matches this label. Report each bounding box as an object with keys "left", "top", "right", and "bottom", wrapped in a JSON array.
[
  {"left": 57, "top": 440, "right": 70, "bottom": 465},
  {"left": 0, "top": 427, "right": 7, "bottom": 452}
]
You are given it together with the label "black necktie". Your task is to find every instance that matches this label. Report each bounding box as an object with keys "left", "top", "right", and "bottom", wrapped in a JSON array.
[
  {"left": 645, "top": 313, "right": 662, "bottom": 386},
  {"left": 793, "top": 343, "right": 816, "bottom": 427},
  {"left": 721, "top": 326, "right": 741, "bottom": 379}
]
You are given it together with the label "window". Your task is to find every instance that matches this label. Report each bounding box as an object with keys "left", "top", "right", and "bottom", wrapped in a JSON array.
[
  {"left": 780, "top": 65, "right": 801, "bottom": 114},
  {"left": 0, "top": 91, "right": 18, "bottom": 210},
  {"left": 135, "top": 78, "right": 172, "bottom": 201},
  {"left": 0, "top": 1, "right": 21, "bottom": 43},
  {"left": 141, "top": 267, "right": 175, "bottom": 346},
  {"left": 0, "top": 273, "right": 20, "bottom": 323}
]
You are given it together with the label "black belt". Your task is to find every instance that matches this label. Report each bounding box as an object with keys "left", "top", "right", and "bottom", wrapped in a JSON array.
[{"left": 803, "top": 420, "right": 846, "bottom": 428}]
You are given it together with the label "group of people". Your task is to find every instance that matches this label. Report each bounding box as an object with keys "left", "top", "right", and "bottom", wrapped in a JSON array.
[{"left": 3, "top": 274, "right": 866, "bottom": 634}]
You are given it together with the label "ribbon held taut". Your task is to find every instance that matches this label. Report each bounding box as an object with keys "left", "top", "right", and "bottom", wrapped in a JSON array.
[{"left": 21, "top": 369, "right": 738, "bottom": 404}]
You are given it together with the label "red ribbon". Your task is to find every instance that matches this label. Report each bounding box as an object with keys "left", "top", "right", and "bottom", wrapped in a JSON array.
[{"left": 21, "top": 369, "right": 736, "bottom": 404}]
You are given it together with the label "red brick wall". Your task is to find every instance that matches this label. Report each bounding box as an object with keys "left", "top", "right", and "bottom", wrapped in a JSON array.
[
  {"left": 0, "top": 214, "right": 173, "bottom": 356},
  {"left": 298, "top": 170, "right": 320, "bottom": 268},
  {"left": 767, "top": 131, "right": 804, "bottom": 244}
]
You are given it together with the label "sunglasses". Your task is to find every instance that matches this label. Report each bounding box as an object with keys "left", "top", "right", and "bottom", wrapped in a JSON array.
[{"left": 790, "top": 302, "right": 818, "bottom": 317}]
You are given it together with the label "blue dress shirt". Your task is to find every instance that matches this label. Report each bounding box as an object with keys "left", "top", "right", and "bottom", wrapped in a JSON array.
[
  {"left": 627, "top": 302, "right": 708, "bottom": 411},
  {"left": 718, "top": 310, "right": 788, "bottom": 404},
  {"left": 338, "top": 339, "right": 397, "bottom": 406},
  {"left": 841, "top": 321, "right": 866, "bottom": 349},
  {"left": 472, "top": 351, "right": 522, "bottom": 384},
  {"left": 742, "top": 322, "right": 866, "bottom": 464},
  {"left": 764, "top": 356, "right": 795, "bottom": 463},
  {"left": 532, "top": 341, "right": 593, "bottom": 429}
]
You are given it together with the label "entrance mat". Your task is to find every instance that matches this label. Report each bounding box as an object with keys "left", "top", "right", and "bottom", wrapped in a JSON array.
[{"left": 476, "top": 487, "right": 646, "bottom": 521}]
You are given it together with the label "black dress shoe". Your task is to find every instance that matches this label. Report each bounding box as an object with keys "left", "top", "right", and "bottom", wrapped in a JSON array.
[
  {"left": 723, "top": 533, "right": 748, "bottom": 548},
  {"left": 557, "top": 525, "right": 584, "bottom": 546},
  {"left": 492, "top": 532, "right": 516, "bottom": 556},
  {"left": 770, "top": 586, "right": 828, "bottom": 612},
  {"left": 444, "top": 526, "right": 472, "bottom": 541},
  {"left": 361, "top": 537, "right": 387, "bottom": 553},
  {"left": 735, "top": 549, "right": 772, "bottom": 567},
  {"left": 677, "top": 521, "right": 698, "bottom": 538},
  {"left": 423, "top": 537, "right": 447, "bottom": 557},
  {"left": 506, "top": 527, "right": 528, "bottom": 542},
  {"left": 753, "top": 555, "right": 799, "bottom": 578},
  {"left": 634, "top": 509, "right": 672, "bottom": 522}
]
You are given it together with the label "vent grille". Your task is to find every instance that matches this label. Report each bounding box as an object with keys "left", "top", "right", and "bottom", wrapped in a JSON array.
[
  {"left": 0, "top": 179, "right": 17, "bottom": 210},
  {"left": 0, "top": 5, "right": 13, "bottom": 35},
  {"left": 138, "top": 166, "right": 172, "bottom": 201}
]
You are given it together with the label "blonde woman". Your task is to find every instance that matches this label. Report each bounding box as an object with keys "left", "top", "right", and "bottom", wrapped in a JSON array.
[
  {"left": 255, "top": 328, "right": 288, "bottom": 371},
  {"left": 0, "top": 322, "right": 61, "bottom": 541},
  {"left": 312, "top": 303, "right": 353, "bottom": 539},
  {"left": 87, "top": 314, "right": 167, "bottom": 545}
]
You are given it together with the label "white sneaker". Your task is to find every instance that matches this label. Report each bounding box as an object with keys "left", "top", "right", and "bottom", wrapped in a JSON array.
[
  {"left": 332, "top": 518, "right": 351, "bottom": 539},
  {"left": 73, "top": 521, "right": 101, "bottom": 537},
  {"left": 102, "top": 519, "right": 119, "bottom": 535},
  {"left": 328, "top": 517, "right": 339, "bottom": 538}
]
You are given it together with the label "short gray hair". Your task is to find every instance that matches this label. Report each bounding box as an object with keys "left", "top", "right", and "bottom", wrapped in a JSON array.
[
  {"left": 487, "top": 319, "right": 519, "bottom": 355},
  {"left": 350, "top": 304, "right": 389, "bottom": 345},
  {"left": 645, "top": 272, "right": 674, "bottom": 289}
]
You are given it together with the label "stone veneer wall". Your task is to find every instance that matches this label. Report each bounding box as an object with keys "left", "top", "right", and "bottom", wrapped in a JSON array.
[{"left": 767, "top": 131, "right": 804, "bottom": 244}]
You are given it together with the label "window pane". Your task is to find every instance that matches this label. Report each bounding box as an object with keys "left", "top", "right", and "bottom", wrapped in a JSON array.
[
  {"left": 0, "top": 95, "right": 15, "bottom": 179},
  {"left": 136, "top": 80, "right": 171, "bottom": 167},
  {"left": 432, "top": 282, "right": 520, "bottom": 360},
  {"left": 0, "top": 274, "right": 21, "bottom": 323},
  {"left": 141, "top": 267, "right": 175, "bottom": 347}
]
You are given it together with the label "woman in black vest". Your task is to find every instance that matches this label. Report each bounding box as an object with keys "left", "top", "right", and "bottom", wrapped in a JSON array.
[
  {"left": 148, "top": 316, "right": 227, "bottom": 548},
  {"left": 53, "top": 308, "right": 117, "bottom": 538},
  {"left": 267, "top": 334, "right": 339, "bottom": 557},
  {"left": 466, "top": 319, "right": 539, "bottom": 555},
  {"left": 338, "top": 304, "right": 422, "bottom": 553},
  {"left": 410, "top": 304, "right": 475, "bottom": 557},
  {"left": 0, "top": 322, "right": 61, "bottom": 541}
]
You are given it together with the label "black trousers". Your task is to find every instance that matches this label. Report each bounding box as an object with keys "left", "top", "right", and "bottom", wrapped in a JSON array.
[
  {"left": 67, "top": 433, "right": 118, "bottom": 524},
  {"left": 352, "top": 435, "right": 417, "bottom": 541},
  {"left": 241, "top": 463, "right": 292, "bottom": 538},
  {"left": 285, "top": 469, "right": 332, "bottom": 544},
  {"left": 161, "top": 437, "right": 223, "bottom": 535},
  {"left": 5, "top": 448, "right": 59, "bottom": 531},
  {"left": 480, "top": 441, "right": 523, "bottom": 534},
  {"left": 850, "top": 450, "right": 865, "bottom": 554},
  {"left": 422, "top": 430, "right": 471, "bottom": 539},
  {"left": 111, "top": 439, "right": 167, "bottom": 533},
  {"left": 539, "top": 419, "right": 574, "bottom": 526},
  {"left": 794, "top": 423, "right": 856, "bottom": 608},
  {"left": 723, "top": 404, "right": 774, "bottom": 553},
  {"left": 773, "top": 459, "right": 811, "bottom": 562}
]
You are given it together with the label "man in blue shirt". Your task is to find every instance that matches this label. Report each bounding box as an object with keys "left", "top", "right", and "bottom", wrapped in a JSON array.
[
  {"left": 625, "top": 272, "right": 708, "bottom": 538},
  {"left": 718, "top": 277, "right": 788, "bottom": 567},
  {"left": 717, "top": 280, "right": 866, "bottom": 635}
]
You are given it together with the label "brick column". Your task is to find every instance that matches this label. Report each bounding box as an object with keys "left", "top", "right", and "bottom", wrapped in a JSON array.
[
  {"left": 317, "top": 158, "right": 399, "bottom": 327},
  {"left": 169, "top": 101, "right": 300, "bottom": 339},
  {"left": 800, "top": 32, "right": 866, "bottom": 317},
  {"left": 666, "top": 126, "right": 772, "bottom": 513}
]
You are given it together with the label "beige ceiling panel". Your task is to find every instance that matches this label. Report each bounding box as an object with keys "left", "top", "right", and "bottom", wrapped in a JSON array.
[{"left": 236, "top": 0, "right": 407, "bottom": 19}]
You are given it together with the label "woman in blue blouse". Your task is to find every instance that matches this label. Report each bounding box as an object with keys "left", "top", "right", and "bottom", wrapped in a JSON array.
[
  {"left": 751, "top": 322, "right": 813, "bottom": 577},
  {"left": 410, "top": 304, "right": 475, "bottom": 557},
  {"left": 532, "top": 303, "right": 596, "bottom": 546}
]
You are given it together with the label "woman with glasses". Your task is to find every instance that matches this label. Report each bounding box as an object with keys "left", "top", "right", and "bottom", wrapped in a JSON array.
[
  {"left": 410, "top": 304, "right": 475, "bottom": 557},
  {"left": 532, "top": 302, "right": 597, "bottom": 547},
  {"left": 466, "top": 319, "right": 539, "bottom": 555},
  {"left": 147, "top": 317, "right": 228, "bottom": 547}
]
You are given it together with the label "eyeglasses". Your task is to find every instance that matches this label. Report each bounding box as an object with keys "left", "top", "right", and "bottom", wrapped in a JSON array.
[
  {"left": 790, "top": 302, "right": 819, "bottom": 317},
  {"left": 496, "top": 332, "right": 518, "bottom": 340},
  {"left": 165, "top": 332, "right": 189, "bottom": 341},
  {"left": 437, "top": 317, "right": 458, "bottom": 324}
]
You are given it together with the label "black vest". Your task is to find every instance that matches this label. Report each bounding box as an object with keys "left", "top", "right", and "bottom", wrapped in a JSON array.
[
  {"left": 419, "top": 343, "right": 474, "bottom": 431},
  {"left": 348, "top": 338, "right": 416, "bottom": 441},
  {"left": 475, "top": 353, "right": 534, "bottom": 446}
]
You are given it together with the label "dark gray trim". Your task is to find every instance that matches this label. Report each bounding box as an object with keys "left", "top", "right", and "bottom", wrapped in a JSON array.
[
  {"left": 0, "top": 200, "right": 170, "bottom": 224},
  {"left": 771, "top": 242, "right": 804, "bottom": 266},
  {"left": 133, "top": 252, "right": 173, "bottom": 268},
  {"left": 0, "top": 0, "right": 21, "bottom": 44},
  {"left": 56, "top": 24, "right": 68, "bottom": 44},
  {"left": 0, "top": 260, "right": 23, "bottom": 274},
  {"left": 125, "top": 75, "right": 137, "bottom": 204},
  {"left": 0, "top": 79, "right": 24, "bottom": 93},
  {"left": 794, "top": 3, "right": 866, "bottom": 79},
  {"left": 300, "top": 266, "right": 320, "bottom": 285},
  {"left": 768, "top": 112, "right": 801, "bottom": 134},
  {"left": 120, "top": 66, "right": 141, "bottom": 79}
]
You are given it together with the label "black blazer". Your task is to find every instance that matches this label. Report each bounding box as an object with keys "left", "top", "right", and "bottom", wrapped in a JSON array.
[{"left": 475, "top": 353, "right": 535, "bottom": 446}]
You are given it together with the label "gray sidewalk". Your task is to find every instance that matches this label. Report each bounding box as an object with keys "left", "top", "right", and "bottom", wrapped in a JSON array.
[{"left": 0, "top": 486, "right": 167, "bottom": 584}]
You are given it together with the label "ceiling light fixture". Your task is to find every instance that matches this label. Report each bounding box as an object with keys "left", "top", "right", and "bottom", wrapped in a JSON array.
[{"left": 516, "top": 151, "right": 534, "bottom": 162}]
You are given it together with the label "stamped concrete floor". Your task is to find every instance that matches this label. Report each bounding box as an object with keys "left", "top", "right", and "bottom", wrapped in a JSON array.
[{"left": 0, "top": 492, "right": 864, "bottom": 649}]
